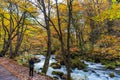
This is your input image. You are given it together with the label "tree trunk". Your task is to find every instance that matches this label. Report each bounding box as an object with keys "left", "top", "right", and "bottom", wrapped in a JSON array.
[
  {"left": 41, "top": 0, "right": 52, "bottom": 74},
  {"left": 9, "top": 2, "right": 13, "bottom": 58},
  {"left": 0, "top": 41, "right": 10, "bottom": 57},
  {"left": 42, "top": 29, "right": 51, "bottom": 74},
  {"left": 14, "top": 12, "right": 26, "bottom": 57}
]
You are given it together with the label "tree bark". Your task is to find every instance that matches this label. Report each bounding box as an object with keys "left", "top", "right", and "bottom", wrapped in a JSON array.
[
  {"left": 41, "top": 0, "right": 52, "bottom": 74},
  {"left": 14, "top": 12, "right": 26, "bottom": 57}
]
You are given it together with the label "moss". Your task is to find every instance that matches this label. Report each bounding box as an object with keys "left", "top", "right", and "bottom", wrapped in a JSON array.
[
  {"left": 53, "top": 76, "right": 59, "bottom": 80},
  {"left": 101, "top": 60, "right": 116, "bottom": 69},
  {"left": 71, "top": 57, "right": 87, "bottom": 69},
  {"left": 52, "top": 71, "right": 64, "bottom": 77},
  {"left": 101, "top": 59, "right": 120, "bottom": 69},
  {"left": 40, "top": 50, "right": 47, "bottom": 56},
  {"left": 116, "top": 61, "right": 120, "bottom": 66},
  {"left": 70, "top": 52, "right": 80, "bottom": 59},
  {"left": 50, "top": 62, "right": 61, "bottom": 69},
  {"left": 105, "top": 64, "right": 116, "bottom": 69},
  {"left": 86, "top": 58, "right": 94, "bottom": 63},
  {"left": 15, "top": 53, "right": 33, "bottom": 65},
  {"left": 109, "top": 73, "right": 115, "bottom": 78}
]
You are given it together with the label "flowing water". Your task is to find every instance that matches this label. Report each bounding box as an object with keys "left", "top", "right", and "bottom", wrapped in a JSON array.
[{"left": 34, "top": 55, "right": 120, "bottom": 80}]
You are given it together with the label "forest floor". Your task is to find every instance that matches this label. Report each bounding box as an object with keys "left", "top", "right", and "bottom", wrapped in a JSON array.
[{"left": 0, "top": 57, "right": 53, "bottom": 80}]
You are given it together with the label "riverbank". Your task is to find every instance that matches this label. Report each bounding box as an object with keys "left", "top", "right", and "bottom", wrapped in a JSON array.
[
  {"left": 34, "top": 54, "right": 120, "bottom": 80},
  {"left": 0, "top": 57, "right": 53, "bottom": 80}
]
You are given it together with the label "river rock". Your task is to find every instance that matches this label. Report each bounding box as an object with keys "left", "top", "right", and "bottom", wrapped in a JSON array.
[
  {"left": 52, "top": 71, "right": 64, "bottom": 77},
  {"left": 53, "top": 76, "right": 59, "bottom": 80},
  {"left": 109, "top": 72, "right": 115, "bottom": 78},
  {"left": 50, "top": 62, "right": 61, "bottom": 69}
]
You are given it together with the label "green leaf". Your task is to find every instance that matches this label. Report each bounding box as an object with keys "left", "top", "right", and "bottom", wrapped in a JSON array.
[{"left": 112, "top": 0, "right": 117, "bottom": 3}]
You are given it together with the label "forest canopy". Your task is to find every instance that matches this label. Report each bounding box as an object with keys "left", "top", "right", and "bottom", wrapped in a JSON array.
[{"left": 0, "top": 0, "right": 120, "bottom": 80}]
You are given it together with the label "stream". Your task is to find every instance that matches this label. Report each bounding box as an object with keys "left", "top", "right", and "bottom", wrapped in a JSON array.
[{"left": 34, "top": 55, "right": 120, "bottom": 80}]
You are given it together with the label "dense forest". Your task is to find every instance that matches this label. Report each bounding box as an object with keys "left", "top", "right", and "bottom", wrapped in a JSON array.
[{"left": 0, "top": 0, "right": 120, "bottom": 80}]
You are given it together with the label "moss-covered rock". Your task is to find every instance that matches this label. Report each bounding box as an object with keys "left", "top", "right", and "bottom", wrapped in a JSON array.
[
  {"left": 86, "top": 58, "right": 94, "bottom": 63},
  {"left": 105, "top": 65, "right": 116, "bottom": 69},
  {"left": 71, "top": 57, "right": 87, "bottom": 69},
  {"left": 116, "top": 61, "right": 120, "bottom": 66},
  {"left": 52, "top": 71, "right": 64, "bottom": 77},
  {"left": 70, "top": 52, "right": 80, "bottom": 59},
  {"left": 53, "top": 76, "right": 59, "bottom": 80},
  {"left": 105, "top": 63, "right": 116, "bottom": 69},
  {"left": 50, "top": 62, "right": 61, "bottom": 69},
  {"left": 101, "top": 60, "right": 116, "bottom": 69},
  {"left": 109, "top": 73, "right": 115, "bottom": 78}
]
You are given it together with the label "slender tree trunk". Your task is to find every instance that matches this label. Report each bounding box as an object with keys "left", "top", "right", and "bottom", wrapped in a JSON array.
[
  {"left": 9, "top": 2, "right": 13, "bottom": 58},
  {"left": 14, "top": 12, "right": 26, "bottom": 57},
  {"left": 42, "top": 28, "right": 51, "bottom": 74},
  {"left": 79, "top": 31, "right": 85, "bottom": 54},
  {"left": 14, "top": 30, "right": 24, "bottom": 57},
  {"left": 54, "top": 0, "right": 72, "bottom": 79},
  {"left": 59, "top": 37, "right": 71, "bottom": 80},
  {"left": 0, "top": 41, "right": 10, "bottom": 56},
  {"left": 0, "top": 17, "right": 9, "bottom": 56},
  {"left": 66, "top": 0, "right": 73, "bottom": 79},
  {"left": 41, "top": 0, "right": 52, "bottom": 74}
]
